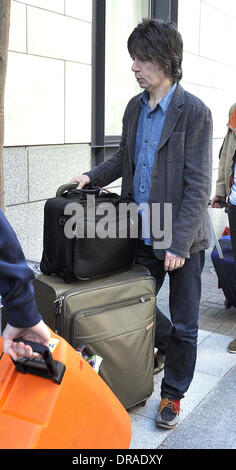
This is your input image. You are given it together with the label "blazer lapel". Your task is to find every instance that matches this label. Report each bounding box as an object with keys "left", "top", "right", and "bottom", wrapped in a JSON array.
[
  {"left": 128, "top": 96, "right": 141, "bottom": 171},
  {"left": 157, "top": 83, "right": 184, "bottom": 152}
]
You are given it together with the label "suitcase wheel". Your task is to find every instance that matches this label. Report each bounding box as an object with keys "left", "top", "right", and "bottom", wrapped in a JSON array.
[{"left": 224, "top": 299, "right": 231, "bottom": 309}]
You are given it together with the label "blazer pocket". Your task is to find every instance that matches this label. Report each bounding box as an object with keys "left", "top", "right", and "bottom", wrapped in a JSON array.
[{"left": 166, "top": 131, "right": 185, "bottom": 164}]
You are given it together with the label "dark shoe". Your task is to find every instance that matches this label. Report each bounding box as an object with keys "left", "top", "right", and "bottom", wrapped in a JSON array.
[
  {"left": 156, "top": 398, "right": 180, "bottom": 429},
  {"left": 154, "top": 350, "right": 165, "bottom": 374},
  {"left": 227, "top": 338, "right": 236, "bottom": 353}
]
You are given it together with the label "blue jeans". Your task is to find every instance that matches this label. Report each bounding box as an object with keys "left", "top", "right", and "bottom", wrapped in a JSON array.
[{"left": 135, "top": 240, "right": 205, "bottom": 400}]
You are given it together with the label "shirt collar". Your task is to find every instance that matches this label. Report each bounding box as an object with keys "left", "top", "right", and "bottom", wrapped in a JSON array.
[{"left": 141, "top": 82, "right": 177, "bottom": 114}]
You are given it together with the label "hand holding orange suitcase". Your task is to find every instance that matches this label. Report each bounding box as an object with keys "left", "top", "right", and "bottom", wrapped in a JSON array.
[{"left": 0, "top": 330, "right": 131, "bottom": 449}]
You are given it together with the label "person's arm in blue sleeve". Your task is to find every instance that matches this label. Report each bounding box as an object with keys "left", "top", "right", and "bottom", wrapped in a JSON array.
[
  {"left": 0, "top": 209, "right": 41, "bottom": 327},
  {"left": 0, "top": 210, "right": 50, "bottom": 359}
]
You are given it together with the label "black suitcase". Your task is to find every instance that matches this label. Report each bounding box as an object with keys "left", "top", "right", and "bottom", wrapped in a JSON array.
[
  {"left": 33, "top": 264, "right": 156, "bottom": 409},
  {"left": 211, "top": 235, "right": 236, "bottom": 308},
  {"left": 40, "top": 184, "right": 138, "bottom": 282}
]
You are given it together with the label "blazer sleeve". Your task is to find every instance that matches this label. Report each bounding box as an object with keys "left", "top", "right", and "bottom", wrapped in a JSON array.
[
  {"left": 215, "top": 130, "right": 230, "bottom": 197},
  {"left": 0, "top": 210, "right": 42, "bottom": 328},
  {"left": 168, "top": 104, "right": 213, "bottom": 257}
]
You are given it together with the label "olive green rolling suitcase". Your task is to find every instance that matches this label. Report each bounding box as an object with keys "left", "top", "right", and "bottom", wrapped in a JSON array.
[{"left": 33, "top": 265, "right": 156, "bottom": 409}]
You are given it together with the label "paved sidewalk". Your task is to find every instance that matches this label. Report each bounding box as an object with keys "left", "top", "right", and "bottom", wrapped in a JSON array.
[
  {"left": 128, "top": 248, "right": 236, "bottom": 449},
  {"left": 27, "top": 237, "right": 236, "bottom": 450}
]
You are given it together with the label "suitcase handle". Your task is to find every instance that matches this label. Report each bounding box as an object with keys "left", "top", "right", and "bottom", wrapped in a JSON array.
[
  {"left": 12, "top": 339, "right": 66, "bottom": 384},
  {"left": 56, "top": 183, "right": 100, "bottom": 198},
  {"left": 209, "top": 199, "right": 228, "bottom": 208},
  {"left": 56, "top": 182, "right": 79, "bottom": 197}
]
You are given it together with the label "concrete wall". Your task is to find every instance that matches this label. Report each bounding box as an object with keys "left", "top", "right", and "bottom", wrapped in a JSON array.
[
  {"left": 178, "top": 0, "right": 236, "bottom": 236},
  {"left": 4, "top": 0, "right": 93, "bottom": 260},
  {"left": 178, "top": 0, "right": 236, "bottom": 198},
  {"left": 5, "top": 0, "right": 92, "bottom": 146},
  {"left": 4, "top": 144, "right": 91, "bottom": 259}
]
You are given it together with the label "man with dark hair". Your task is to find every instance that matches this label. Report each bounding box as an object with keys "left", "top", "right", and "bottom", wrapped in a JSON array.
[
  {"left": 71, "top": 19, "right": 212, "bottom": 429},
  {"left": 127, "top": 19, "right": 183, "bottom": 83}
]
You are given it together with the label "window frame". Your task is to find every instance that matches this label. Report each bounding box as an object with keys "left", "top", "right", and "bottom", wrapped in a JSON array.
[{"left": 91, "top": 0, "right": 179, "bottom": 166}]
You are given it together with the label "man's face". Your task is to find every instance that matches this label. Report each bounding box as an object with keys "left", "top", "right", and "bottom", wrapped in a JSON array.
[{"left": 131, "top": 56, "right": 168, "bottom": 91}]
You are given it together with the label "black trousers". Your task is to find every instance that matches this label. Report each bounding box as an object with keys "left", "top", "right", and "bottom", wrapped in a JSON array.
[
  {"left": 228, "top": 204, "right": 236, "bottom": 263},
  {"left": 135, "top": 240, "right": 205, "bottom": 400}
]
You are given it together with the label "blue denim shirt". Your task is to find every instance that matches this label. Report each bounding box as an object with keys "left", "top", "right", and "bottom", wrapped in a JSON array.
[{"left": 133, "top": 83, "right": 177, "bottom": 244}]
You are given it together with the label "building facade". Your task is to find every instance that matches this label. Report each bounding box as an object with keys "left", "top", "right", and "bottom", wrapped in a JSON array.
[{"left": 4, "top": 0, "right": 236, "bottom": 260}]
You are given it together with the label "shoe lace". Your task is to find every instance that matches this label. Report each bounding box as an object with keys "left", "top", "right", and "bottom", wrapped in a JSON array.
[{"left": 159, "top": 398, "right": 181, "bottom": 415}]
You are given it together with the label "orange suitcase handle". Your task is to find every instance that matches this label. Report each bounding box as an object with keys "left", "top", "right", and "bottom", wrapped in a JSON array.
[{"left": 12, "top": 338, "right": 66, "bottom": 384}]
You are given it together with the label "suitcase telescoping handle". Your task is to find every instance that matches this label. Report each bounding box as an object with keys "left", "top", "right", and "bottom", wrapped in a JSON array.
[
  {"left": 208, "top": 200, "right": 226, "bottom": 260},
  {"left": 12, "top": 339, "right": 66, "bottom": 384}
]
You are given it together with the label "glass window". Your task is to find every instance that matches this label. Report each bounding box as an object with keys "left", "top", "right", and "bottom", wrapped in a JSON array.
[{"left": 105, "top": 0, "right": 150, "bottom": 136}]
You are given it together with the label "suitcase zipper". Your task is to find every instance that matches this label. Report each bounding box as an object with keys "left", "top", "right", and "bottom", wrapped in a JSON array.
[
  {"left": 53, "top": 293, "right": 153, "bottom": 336},
  {"left": 53, "top": 276, "right": 155, "bottom": 335},
  {"left": 53, "top": 296, "right": 65, "bottom": 334},
  {"left": 70, "top": 294, "right": 154, "bottom": 344},
  {"left": 74, "top": 294, "right": 152, "bottom": 318},
  {"left": 54, "top": 296, "right": 64, "bottom": 315}
]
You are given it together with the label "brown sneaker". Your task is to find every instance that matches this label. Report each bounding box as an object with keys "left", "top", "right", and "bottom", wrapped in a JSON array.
[
  {"left": 227, "top": 338, "right": 236, "bottom": 353},
  {"left": 156, "top": 398, "right": 180, "bottom": 429},
  {"left": 154, "top": 350, "right": 165, "bottom": 374}
]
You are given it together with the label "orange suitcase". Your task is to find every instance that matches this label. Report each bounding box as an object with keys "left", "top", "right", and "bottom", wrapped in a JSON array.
[{"left": 0, "top": 331, "right": 131, "bottom": 449}]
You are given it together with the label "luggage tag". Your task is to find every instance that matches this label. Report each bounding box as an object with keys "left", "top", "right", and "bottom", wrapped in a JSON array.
[
  {"left": 12, "top": 338, "right": 66, "bottom": 384},
  {"left": 76, "top": 344, "right": 103, "bottom": 374}
]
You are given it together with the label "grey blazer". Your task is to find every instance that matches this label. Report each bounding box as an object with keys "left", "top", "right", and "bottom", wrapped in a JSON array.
[{"left": 86, "top": 83, "right": 213, "bottom": 259}]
